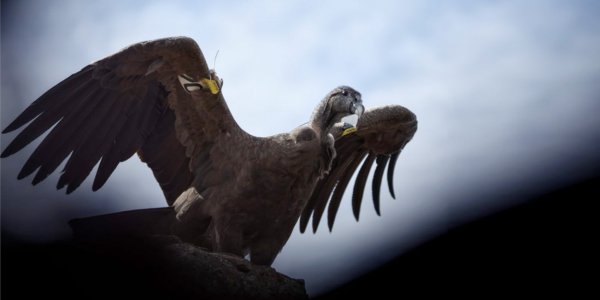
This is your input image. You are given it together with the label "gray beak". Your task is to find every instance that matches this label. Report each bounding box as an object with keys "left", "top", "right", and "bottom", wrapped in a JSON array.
[{"left": 352, "top": 102, "right": 364, "bottom": 117}]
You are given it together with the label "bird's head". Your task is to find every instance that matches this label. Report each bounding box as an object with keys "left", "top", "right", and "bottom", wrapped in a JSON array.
[
  {"left": 327, "top": 86, "right": 364, "bottom": 119},
  {"left": 312, "top": 86, "right": 364, "bottom": 135}
]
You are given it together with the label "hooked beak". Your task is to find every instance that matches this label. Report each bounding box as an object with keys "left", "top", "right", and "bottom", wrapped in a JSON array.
[{"left": 352, "top": 102, "right": 364, "bottom": 117}]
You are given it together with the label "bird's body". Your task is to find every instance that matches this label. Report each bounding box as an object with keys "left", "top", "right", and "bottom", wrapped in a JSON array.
[
  {"left": 172, "top": 123, "right": 335, "bottom": 265},
  {"left": 1, "top": 37, "right": 417, "bottom": 266}
]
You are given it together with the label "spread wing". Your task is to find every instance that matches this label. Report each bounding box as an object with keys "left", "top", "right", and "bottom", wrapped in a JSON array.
[
  {"left": 300, "top": 105, "right": 417, "bottom": 233},
  {"left": 1, "top": 37, "right": 245, "bottom": 205}
]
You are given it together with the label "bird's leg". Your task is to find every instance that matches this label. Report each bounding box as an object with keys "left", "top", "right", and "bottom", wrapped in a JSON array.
[
  {"left": 249, "top": 239, "right": 280, "bottom": 266},
  {"left": 209, "top": 221, "right": 245, "bottom": 258}
]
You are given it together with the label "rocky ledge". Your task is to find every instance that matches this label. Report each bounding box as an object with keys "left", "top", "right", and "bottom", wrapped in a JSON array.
[{"left": 2, "top": 234, "right": 308, "bottom": 300}]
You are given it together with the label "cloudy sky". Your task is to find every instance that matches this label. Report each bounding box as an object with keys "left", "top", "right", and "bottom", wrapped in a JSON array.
[{"left": 2, "top": 0, "right": 600, "bottom": 296}]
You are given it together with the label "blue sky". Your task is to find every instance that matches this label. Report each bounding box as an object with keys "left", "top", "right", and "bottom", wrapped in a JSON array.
[{"left": 2, "top": 0, "right": 600, "bottom": 296}]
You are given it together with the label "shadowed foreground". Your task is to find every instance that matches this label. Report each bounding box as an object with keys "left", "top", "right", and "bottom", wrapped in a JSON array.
[
  {"left": 2, "top": 177, "right": 595, "bottom": 299},
  {"left": 1, "top": 233, "right": 308, "bottom": 300},
  {"left": 316, "top": 177, "right": 597, "bottom": 299}
]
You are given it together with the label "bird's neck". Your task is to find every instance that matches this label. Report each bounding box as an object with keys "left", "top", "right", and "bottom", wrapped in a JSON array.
[{"left": 309, "top": 97, "right": 338, "bottom": 140}]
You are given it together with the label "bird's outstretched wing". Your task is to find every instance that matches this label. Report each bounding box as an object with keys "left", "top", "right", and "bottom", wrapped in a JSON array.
[
  {"left": 1, "top": 37, "right": 245, "bottom": 205},
  {"left": 300, "top": 105, "right": 417, "bottom": 233}
]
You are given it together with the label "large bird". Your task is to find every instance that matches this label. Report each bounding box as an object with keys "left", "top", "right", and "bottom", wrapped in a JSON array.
[{"left": 1, "top": 37, "right": 417, "bottom": 266}]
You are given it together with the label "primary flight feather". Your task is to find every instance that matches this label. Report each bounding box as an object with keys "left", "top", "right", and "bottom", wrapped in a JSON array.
[{"left": 1, "top": 37, "right": 417, "bottom": 266}]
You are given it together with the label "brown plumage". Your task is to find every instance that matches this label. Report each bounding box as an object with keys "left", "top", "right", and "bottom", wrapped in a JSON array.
[
  {"left": 301, "top": 105, "right": 418, "bottom": 233},
  {"left": 1, "top": 37, "right": 417, "bottom": 266}
]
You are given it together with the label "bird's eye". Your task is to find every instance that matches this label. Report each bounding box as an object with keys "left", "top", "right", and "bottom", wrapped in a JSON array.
[{"left": 341, "top": 90, "right": 348, "bottom": 96}]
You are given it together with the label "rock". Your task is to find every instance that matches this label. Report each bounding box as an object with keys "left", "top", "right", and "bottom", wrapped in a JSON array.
[
  {"left": 77, "top": 235, "right": 309, "bottom": 300},
  {"left": 2, "top": 233, "right": 308, "bottom": 300},
  {"left": 158, "top": 242, "right": 307, "bottom": 299},
  {"left": 67, "top": 208, "right": 308, "bottom": 298}
]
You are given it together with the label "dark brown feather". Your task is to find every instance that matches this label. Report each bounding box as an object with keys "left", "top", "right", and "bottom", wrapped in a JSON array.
[
  {"left": 386, "top": 151, "right": 400, "bottom": 199},
  {"left": 351, "top": 154, "right": 376, "bottom": 221},
  {"left": 138, "top": 108, "right": 193, "bottom": 204},
  {"left": 310, "top": 149, "right": 366, "bottom": 233},
  {"left": 16, "top": 82, "right": 105, "bottom": 180},
  {"left": 27, "top": 84, "right": 109, "bottom": 184},
  {"left": 3, "top": 77, "right": 98, "bottom": 160},
  {"left": 371, "top": 155, "right": 390, "bottom": 216},
  {"left": 299, "top": 137, "right": 361, "bottom": 233},
  {"left": 325, "top": 150, "right": 368, "bottom": 232},
  {"left": 1, "top": 65, "right": 95, "bottom": 134},
  {"left": 92, "top": 92, "right": 149, "bottom": 190},
  {"left": 58, "top": 92, "right": 130, "bottom": 193}
]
